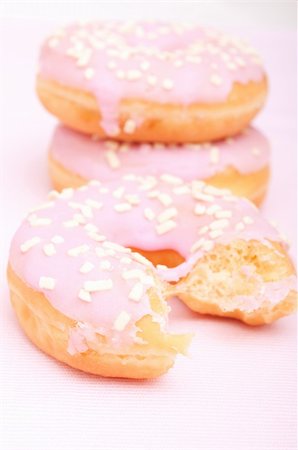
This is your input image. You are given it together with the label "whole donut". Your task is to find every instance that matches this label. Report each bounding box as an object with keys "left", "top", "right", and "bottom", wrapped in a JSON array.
[
  {"left": 8, "top": 176, "right": 297, "bottom": 378},
  {"left": 37, "top": 22, "right": 268, "bottom": 143},
  {"left": 49, "top": 125, "right": 270, "bottom": 205}
]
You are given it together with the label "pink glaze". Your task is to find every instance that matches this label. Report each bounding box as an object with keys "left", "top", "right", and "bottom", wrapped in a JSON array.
[
  {"left": 50, "top": 125, "right": 270, "bottom": 182},
  {"left": 9, "top": 176, "right": 296, "bottom": 352},
  {"left": 39, "top": 22, "right": 265, "bottom": 135}
]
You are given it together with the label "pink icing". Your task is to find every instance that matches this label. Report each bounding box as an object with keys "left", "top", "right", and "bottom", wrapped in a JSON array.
[
  {"left": 39, "top": 22, "right": 265, "bottom": 135},
  {"left": 50, "top": 125, "right": 270, "bottom": 182},
  {"left": 9, "top": 176, "right": 295, "bottom": 352}
]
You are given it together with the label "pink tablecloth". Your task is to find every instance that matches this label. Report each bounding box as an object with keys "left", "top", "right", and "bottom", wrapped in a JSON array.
[{"left": 0, "top": 19, "right": 296, "bottom": 450}]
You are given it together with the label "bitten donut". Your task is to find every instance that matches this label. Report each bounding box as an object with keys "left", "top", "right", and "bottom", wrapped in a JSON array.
[
  {"left": 8, "top": 177, "right": 296, "bottom": 378},
  {"left": 37, "top": 22, "right": 268, "bottom": 143},
  {"left": 49, "top": 125, "right": 270, "bottom": 205}
]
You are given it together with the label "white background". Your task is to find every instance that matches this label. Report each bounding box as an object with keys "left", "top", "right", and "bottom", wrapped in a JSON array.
[{"left": 0, "top": 2, "right": 297, "bottom": 450}]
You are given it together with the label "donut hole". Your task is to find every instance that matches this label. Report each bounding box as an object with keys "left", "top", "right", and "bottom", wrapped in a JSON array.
[
  {"left": 130, "top": 247, "right": 185, "bottom": 268},
  {"left": 174, "top": 240, "right": 295, "bottom": 324}
]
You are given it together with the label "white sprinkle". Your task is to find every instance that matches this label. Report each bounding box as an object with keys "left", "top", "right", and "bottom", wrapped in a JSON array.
[
  {"left": 29, "top": 201, "right": 54, "bottom": 213},
  {"left": 193, "top": 192, "right": 214, "bottom": 202},
  {"left": 113, "top": 186, "right": 125, "bottom": 199},
  {"left": 88, "top": 232, "right": 106, "bottom": 242},
  {"left": 84, "top": 279, "right": 113, "bottom": 292},
  {"left": 209, "top": 229, "right": 224, "bottom": 239},
  {"left": 73, "top": 213, "right": 86, "bottom": 224},
  {"left": 85, "top": 199, "right": 102, "bottom": 209},
  {"left": 156, "top": 220, "right": 177, "bottom": 235},
  {"left": 215, "top": 210, "right": 232, "bottom": 219},
  {"left": 162, "top": 78, "right": 174, "bottom": 90},
  {"left": 173, "top": 185, "right": 191, "bottom": 195},
  {"left": 51, "top": 235, "right": 64, "bottom": 244},
  {"left": 89, "top": 179, "right": 101, "bottom": 186},
  {"left": 39, "top": 276, "right": 56, "bottom": 290},
  {"left": 43, "top": 243, "right": 56, "bottom": 256},
  {"left": 120, "top": 256, "right": 132, "bottom": 265},
  {"left": 191, "top": 238, "right": 206, "bottom": 253},
  {"left": 68, "top": 201, "right": 87, "bottom": 213},
  {"left": 157, "top": 207, "right": 178, "bottom": 223},
  {"left": 68, "top": 245, "right": 90, "bottom": 257},
  {"left": 194, "top": 204, "right": 206, "bottom": 215},
  {"left": 28, "top": 215, "right": 52, "bottom": 227},
  {"left": 252, "top": 147, "right": 260, "bottom": 156},
  {"left": 100, "top": 260, "right": 112, "bottom": 270},
  {"left": 81, "top": 205, "right": 93, "bottom": 219},
  {"left": 125, "top": 194, "right": 140, "bottom": 205},
  {"left": 84, "top": 67, "right": 94, "bottom": 79},
  {"left": 78, "top": 289, "right": 92, "bottom": 302},
  {"left": 144, "top": 208, "right": 155, "bottom": 221},
  {"left": 105, "top": 150, "right": 120, "bottom": 170},
  {"left": 128, "top": 282, "right": 144, "bottom": 302},
  {"left": 60, "top": 188, "right": 74, "bottom": 199},
  {"left": 157, "top": 264, "right": 168, "bottom": 270},
  {"left": 63, "top": 219, "right": 79, "bottom": 228},
  {"left": 79, "top": 262, "right": 95, "bottom": 274},
  {"left": 203, "top": 185, "right": 222, "bottom": 197},
  {"left": 206, "top": 204, "right": 221, "bottom": 216},
  {"left": 235, "top": 222, "right": 245, "bottom": 231},
  {"left": 95, "top": 247, "right": 105, "bottom": 257},
  {"left": 127, "top": 69, "right": 142, "bottom": 81},
  {"left": 76, "top": 51, "right": 91, "bottom": 67},
  {"left": 103, "top": 241, "right": 130, "bottom": 253},
  {"left": 209, "top": 219, "right": 230, "bottom": 230},
  {"left": 123, "top": 119, "right": 136, "bottom": 134},
  {"left": 210, "top": 147, "right": 219, "bottom": 164},
  {"left": 114, "top": 203, "right": 132, "bottom": 213},
  {"left": 140, "top": 61, "right": 150, "bottom": 71},
  {"left": 160, "top": 174, "right": 183, "bottom": 185},
  {"left": 158, "top": 193, "right": 173, "bottom": 207},
  {"left": 84, "top": 223, "right": 98, "bottom": 233},
  {"left": 198, "top": 225, "right": 209, "bottom": 235},
  {"left": 243, "top": 216, "right": 254, "bottom": 225},
  {"left": 210, "top": 74, "right": 223, "bottom": 86},
  {"left": 113, "top": 311, "right": 131, "bottom": 331},
  {"left": 140, "top": 178, "right": 158, "bottom": 191},
  {"left": 20, "top": 237, "right": 41, "bottom": 253},
  {"left": 132, "top": 252, "right": 152, "bottom": 267},
  {"left": 202, "top": 240, "right": 214, "bottom": 252}
]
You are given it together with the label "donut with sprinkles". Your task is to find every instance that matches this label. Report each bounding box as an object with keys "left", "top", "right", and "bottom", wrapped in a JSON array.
[
  {"left": 8, "top": 176, "right": 297, "bottom": 378},
  {"left": 49, "top": 125, "right": 270, "bottom": 205},
  {"left": 37, "top": 21, "right": 268, "bottom": 143}
]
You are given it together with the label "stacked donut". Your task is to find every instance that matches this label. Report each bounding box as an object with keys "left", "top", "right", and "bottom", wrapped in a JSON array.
[
  {"left": 39, "top": 22, "right": 270, "bottom": 204},
  {"left": 8, "top": 22, "right": 297, "bottom": 379}
]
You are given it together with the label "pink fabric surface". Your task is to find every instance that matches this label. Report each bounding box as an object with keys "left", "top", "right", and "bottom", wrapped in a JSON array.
[{"left": 0, "top": 19, "right": 297, "bottom": 450}]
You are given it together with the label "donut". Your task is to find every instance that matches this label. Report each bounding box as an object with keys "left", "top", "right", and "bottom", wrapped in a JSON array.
[
  {"left": 49, "top": 125, "right": 270, "bottom": 205},
  {"left": 8, "top": 177, "right": 296, "bottom": 378},
  {"left": 37, "top": 22, "right": 268, "bottom": 143}
]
